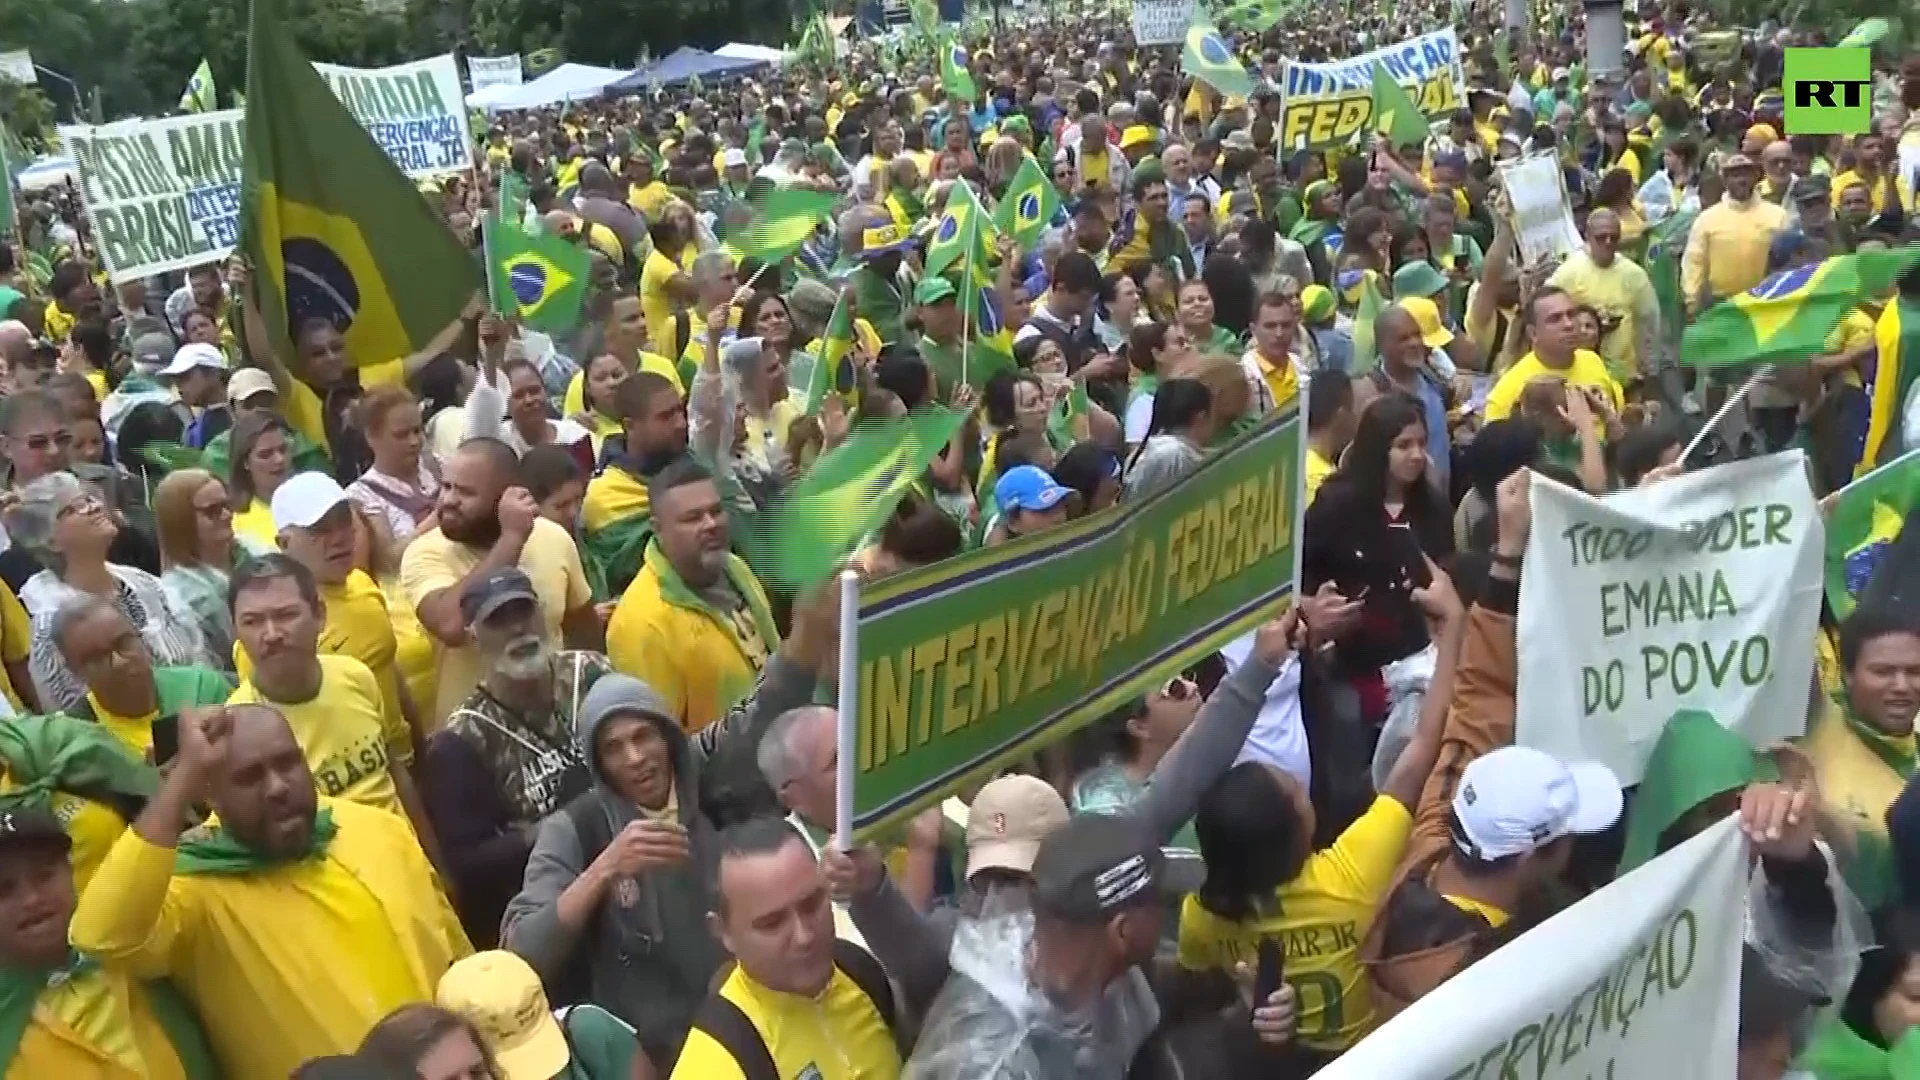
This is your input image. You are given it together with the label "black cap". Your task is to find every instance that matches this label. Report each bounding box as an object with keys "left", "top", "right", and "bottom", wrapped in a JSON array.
[
  {"left": 0, "top": 807, "right": 72, "bottom": 856},
  {"left": 1790, "top": 174, "right": 1831, "bottom": 205},
  {"left": 459, "top": 568, "right": 540, "bottom": 627},
  {"left": 1030, "top": 813, "right": 1163, "bottom": 925}
]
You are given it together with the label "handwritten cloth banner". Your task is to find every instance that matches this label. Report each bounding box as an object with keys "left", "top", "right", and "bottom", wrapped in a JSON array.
[
  {"left": 848, "top": 406, "right": 1305, "bottom": 841},
  {"left": 1132, "top": 0, "right": 1197, "bottom": 46},
  {"left": 1318, "top": 817, "right": 1745, "bottom": 1080},
  {"left": 61, "top": 54, "right": 472, "bottom": 283},
  {"left": 1517, "top": 453, "right": 1824, "bottom": 786},
  {"left": 1275, "top": 29, "right": 1463, "bottom": 150},
  {"left": 467, "top": 54, "right": 525, "bottom": 92},
  {"left": 1498, "top": 151, "right": 1583, "bottom": 269}
]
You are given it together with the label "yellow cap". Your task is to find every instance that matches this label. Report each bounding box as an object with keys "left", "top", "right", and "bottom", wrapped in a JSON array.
[
  {"left": 1397, "top": 296, "right": 1454, "bottom": 349},
  {"left": 1120, "top": 125, "right": 1157, "bottom": 150},
  {"left": 437, "top": 951, "right": 569, "bottom": 1080}
]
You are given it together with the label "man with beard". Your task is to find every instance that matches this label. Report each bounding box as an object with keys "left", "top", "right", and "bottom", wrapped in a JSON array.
[
  {"left": 69, "top": 703, "right": 470, "bottom": 1078},
  {"left": 581, "top": 372, "right": 691, "bottom": 598},
  {"left": 401, "top": 438, "right": 600, "bottom": 724},
  {"left": 420, "top": 569, "right": 609, "bottom": 946},
  {"left": 606, "top": 458, "right": 777, "bottom": 736}
]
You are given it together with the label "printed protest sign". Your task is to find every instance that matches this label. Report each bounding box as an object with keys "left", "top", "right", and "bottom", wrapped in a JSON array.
[
  {"left": 1132, "top": 0, "right": 1196, "bottom": 46},
  {"left": 1317, "top": 817, "right": 1745, "bottom": 1080},
  {"left": 847, "top": 407, "right": 1304, "bottom": 840},
  {"left": 1276, "top": 30, "right": 1462, "bottom": 150},
  {"left": 1498, "top": 151, "right": 1582, "bottom": 268},
  {"left": 1517, "top": 453, "right": 1824, "bottom": 785},
  {"left": 61, "top": 54, "right": 472, "bottom": 282},
  {"left": 468, "top": 54, "right": 525, "bottom": 92}
]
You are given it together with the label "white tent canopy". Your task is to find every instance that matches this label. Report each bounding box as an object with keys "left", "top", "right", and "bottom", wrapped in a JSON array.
[
  {"left": 714, "top": 42, "right": 788, "bottom": 66},
  {"left": 478, "top": 62, "right": 632, "bottom": 112}
]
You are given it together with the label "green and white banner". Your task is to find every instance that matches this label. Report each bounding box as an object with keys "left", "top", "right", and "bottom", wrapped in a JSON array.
[
  {"left": 1318, "top": 817, "right": 1746, "bottom": 1079},
  {"left": 1517, "top": 452, "right": 1824, "bottom": 786},
  {"left": 843, "top": 406, "right": 1305, "bottom": 841},
  {"left": 1276, "top": 29, "right": 1463, "bottom": 150},
  {"left": 61, "top": 54, "right": 472, "bottom": 283}
]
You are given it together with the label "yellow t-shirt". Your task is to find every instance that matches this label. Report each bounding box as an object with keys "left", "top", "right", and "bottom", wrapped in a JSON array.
[
  {"left": 1827, "top": 308, "right": 1878, "bottom": 388},
  {"left": 234, "top": 570, "right": 413, "bottom": 763},
  {"left": 1546, "top": 256, "right": 1657, "bottom": 381},
  {"left": 628, "top": 180, "right": 674, "bottom": 222},
  {"left": 89, "top": 698, "right": 158, "bottom": 760},
  {"left": 0, "top": 579, "right": 31, "bottom": 711},
  {"left": 231, "top": 499, "right": 280, "bottom": 553},
  {"left": 229, "top": 654, "right": 405, "bottom": 820},
  {"left": 15, "top": 974, "right": 188, "bottom": 1080},
  {"left": 399, "top": 518, "right": 592, "bottom": 723},
  {"left": 1306, "top": 448, "right": 1335, "bottom": 503},
  {"left": 1177, "top": 795, "right": 1412, "bottom": 1052},
  {"left": 1483, "top": 349, "right": 1624, "bottom": 422},
  {"left": 667, "top": 960, "right": 903, "bottom": 1080},
  {"left": 641, "top": 247, "right": 695, "bottom": 359}
]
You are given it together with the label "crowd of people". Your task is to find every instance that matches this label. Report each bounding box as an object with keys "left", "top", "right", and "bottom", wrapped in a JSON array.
[{"left": 0, "top": 0, "right": 1918, "bottom": 1077}]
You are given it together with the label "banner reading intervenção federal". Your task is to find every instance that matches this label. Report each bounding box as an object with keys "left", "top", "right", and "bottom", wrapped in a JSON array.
[
  {"left": 61, "top": 54, "right": 472, "bottom": 283},
  {"left": 848, "top": 406, "right": 1304, "bottom": 841},
  {"left": 1277, "top": 29, "right": 1464, "bottom": 150}
]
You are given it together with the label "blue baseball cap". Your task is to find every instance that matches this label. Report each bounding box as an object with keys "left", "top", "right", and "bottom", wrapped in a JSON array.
[{"left": 995, "top": 465, "right": 1073, "bottom": 514}]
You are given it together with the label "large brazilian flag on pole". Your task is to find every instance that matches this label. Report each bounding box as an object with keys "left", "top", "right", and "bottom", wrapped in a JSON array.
[{"left": 239, "top": 0, "right": 479, "bottom": 371}]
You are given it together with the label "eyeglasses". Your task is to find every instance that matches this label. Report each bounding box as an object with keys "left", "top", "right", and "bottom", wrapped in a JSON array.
[
  {"left": 1158, "top": 676, "right": 1196, "bottom": 701},
  {"left": 56, "top": 494, "right": 105, "bottom": 521},
  {"left": 193, "top": 501, "right": 232, "bottom": 521},
  {"left": 21, "top": 430, "right": 73, "bottom": 452}
]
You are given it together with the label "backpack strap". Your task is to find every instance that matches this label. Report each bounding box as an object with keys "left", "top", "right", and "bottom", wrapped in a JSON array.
[{"left": 690, "top": 995, "right": 780, "bottom": 1080}]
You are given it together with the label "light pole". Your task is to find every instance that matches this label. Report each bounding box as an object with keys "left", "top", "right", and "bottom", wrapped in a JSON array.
[{"left": 31, "top": 65, "right": 82, "bottom": 123}]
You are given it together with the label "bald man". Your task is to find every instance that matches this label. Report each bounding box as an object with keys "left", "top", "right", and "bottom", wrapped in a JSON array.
[
  {"left": 0, "top": 320, "right": 36, "bottom": 392},
  {"left": 1760, "top": 140, "right": 1797, "bottom": 203}
]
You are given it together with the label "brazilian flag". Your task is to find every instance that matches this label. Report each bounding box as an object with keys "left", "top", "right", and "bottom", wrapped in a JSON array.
[
  {"left": 751, "top": 406, "right": 968, "bottom": 590},
  {"left": 239, "top": 0, "right": 480, "bottom": 373},
  {"left": 484, "top": 215, "right": 589, "bottom": 333},
  {"left": 992, "top": 157, "right": 1060, "bottom": 254},
  {"left": 726, "top": 188, "right": 838, "bottom": 265},
  {"left": 1826, "top": 449, "right": 1920, "bottom": 619},
  {"left": 1681, "top": 249, "right": 1920, "bottom": 370},
  {"left": 938, "top": 35, "right": 977, "bottom": 103},
  {"left": 1182, "top": 23, "right": 1253, "bottom": 101},
  {"left": 924, "top": 180, "right": 994, "bottom": 280},
  {"left": 805, "top": 288, "right": 859, "bottom": 415},
  {"left": 582, "top": 464, "right": 654, "bottom": 598}
]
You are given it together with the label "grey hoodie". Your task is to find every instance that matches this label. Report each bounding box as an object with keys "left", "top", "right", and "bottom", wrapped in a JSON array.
[{"left": 501, "top": 655, "right": 814, "bottom": 1060}]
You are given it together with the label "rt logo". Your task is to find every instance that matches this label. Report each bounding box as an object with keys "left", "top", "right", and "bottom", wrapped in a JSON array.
[{"left": 1783, "top": 48, "right": 1872, "bottom": 135}]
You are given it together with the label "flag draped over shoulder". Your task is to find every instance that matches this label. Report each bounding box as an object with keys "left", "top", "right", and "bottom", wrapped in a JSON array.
[
  {"left": 1183, "top": 23, "right": 1254, "bottom": 100},
  {"left": 992, "top": 157, "right": 1060, "bottom": 254},
  {"left": 1681, "top": 248, "right": 1920, "bottom": 369},
  {"left": 1825, "top": 449, "right": 1920, "bottom": 619},
  {"left": 239, "top": 0, "right": 480, "bottom": 370},
  {"left": 752, "top": 407, "right": 968, "bottom": 590},
  {"left": 1369, "top": 64, "right": 1431, "bottom": 149},
  {"left": 483, "top": 215, "right": 589, "bottom": 333},
  {"left": 180, "top": 59, "right": 218, "bottom": 114},
  {"left": 726, "top": 188, "right": 838, "bottom": 264}
]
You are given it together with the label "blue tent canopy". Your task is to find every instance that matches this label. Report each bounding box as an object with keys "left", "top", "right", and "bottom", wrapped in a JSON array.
[{"left": 611, "top": 47, "right": 767, "bottom": 91}]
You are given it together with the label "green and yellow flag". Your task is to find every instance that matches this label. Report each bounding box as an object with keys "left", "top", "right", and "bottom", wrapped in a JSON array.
[
  {"left": 1682, "top": 249, "right": 1920, "bottom": 369},
  {"left": 239, "top": 0, "right": 480, "bottom": 371},
  {"left": 180, "top": 59, "right": 217, "bottom": 114},
  {"left": 726, "top": 187, "right": 838, "bottom": 264},
  {"left": 1826, "top": 448, "right": 1920, "bottom": 620},
  {"left": 1348, "top": 272, "right": 1389, "bottom": 375},
  {"left": 525, "top": 48, "right": 563, "bottom": 77},
  {"left": 992, "top": 156, "right": 1060, "bottom": 254},
  {"left": 1182, "top": 23, "right": 1254, "bottom": 100},
  {"left": 1369, "top": 64, "right": 1430, "bottom": 150},
  {"left": 753, "top": 406, "right": 969, "bottom": 590},
  {"left": 924, "top": 180, "right": 993, "bottom": 280},
  {"left": 484, "top": 214, "right": 589, "bottom": 333},
  {"left": 806, "top": 289, "right": 859, "bottom": 414},
  {"left": 939, "top": 35, "right": 977, "bottom": 103}
]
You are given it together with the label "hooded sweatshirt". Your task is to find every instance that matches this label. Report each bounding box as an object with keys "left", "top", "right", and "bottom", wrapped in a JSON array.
[{"left": 502, "top": 659, "right": 813, "bottom": 1061}]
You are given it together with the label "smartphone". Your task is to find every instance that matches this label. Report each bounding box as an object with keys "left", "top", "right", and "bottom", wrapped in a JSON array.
[
  {"left": 151, "top": 715, "right": 180, "bottom": 768},
  {"left": 1254, "top": 937, "right": 1285, "bottom": 1007}
]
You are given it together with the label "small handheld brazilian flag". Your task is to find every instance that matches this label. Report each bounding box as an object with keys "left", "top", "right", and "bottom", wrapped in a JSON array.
[
  {"left": 939, "top": 34, "right": 977, "bottom": 103},
  {"left": 1682, "top": 249, "right": 1920, "bottom": 369},
  {"left": 992, "top": 157, "right": 1060, "bottom": 254},
  {"left": 239, "top": 0, "right": 479, "bottom": 372},
  {"left": 805, "top": 289, "right": 859, "bottom": 415},
  {"left": 726, "top": 187, "right": 839, "bottom": 264},
  {"left": 1182, "top": 23, "right": 1253, "bottom": 101},
  {"left": 1825, "top": 448, "right": 1920, "bottom": 620},
  {"left": 484, "top": 215, "right": 589, "bottom": 333}
]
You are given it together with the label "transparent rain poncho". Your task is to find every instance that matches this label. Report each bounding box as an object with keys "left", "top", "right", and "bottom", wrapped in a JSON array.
[{"left": 903, "top": 884, "right": 1160, "bottom": 1080}]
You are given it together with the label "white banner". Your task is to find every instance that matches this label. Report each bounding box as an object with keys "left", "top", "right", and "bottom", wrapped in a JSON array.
[
  {"left": 1275, "top": 29, "right": 1463, "bottom": 150},
  {"left": 1319, "top": 817, "right": 1746, "bottom": 1080},
  {"left": 1131, "top": 0, "right": 1196, "bottom": 46},
  {"left": 1498, "top": 151, "right": 1582, "bottom": 269},
  {"left": 0, "top": 50, "right": 33, "bottom": 85},
  {"left": 467, "top": 54, "right": 524, "bottom": 92},
  {"left": 61, "top": 54, "right": 472, "bottom": 283},
  {"left": 1518, "top": 453, "right": 1824, "bottom": 786}
]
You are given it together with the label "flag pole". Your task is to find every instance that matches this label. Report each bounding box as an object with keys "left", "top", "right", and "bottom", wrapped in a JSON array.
[
  {"left": 957, "top": 182, "right": 975, "bottom": 390},
  {"left": 1680, "top": 365, "right": 1769, "bottom": 464},
  {"left": 833, "top": 567, "right": 860, "bottom": 849}
]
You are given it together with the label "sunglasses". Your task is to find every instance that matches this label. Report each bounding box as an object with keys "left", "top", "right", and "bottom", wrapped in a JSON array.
[
  {"left": 1158, "top": 675, "right": 1196, "bottom": 701},
  {"left": 22, "top": 430, "right": 74, "bottom": 452}
]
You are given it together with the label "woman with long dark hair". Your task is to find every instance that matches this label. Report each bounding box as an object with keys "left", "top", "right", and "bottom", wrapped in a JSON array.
[{"left": 1123, "top": 377, "right": 1214, "bottom": 500}]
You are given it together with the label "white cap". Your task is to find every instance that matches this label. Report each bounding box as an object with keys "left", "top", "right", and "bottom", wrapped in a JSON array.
[
  {"left": 270, "top": 471, "right": 350, "bottom": 532},
  {"left": 160, "top": 342, "right": 227, "bottom": 377},
  {"left": 228, "top": 368, "right": 278, "bottom": 405},
  {"left": 1451, "top": 746, "right": 1623, "bottom": 861},
  {"left": 722, "top": 148, "right": 749, "bottom": 168}
]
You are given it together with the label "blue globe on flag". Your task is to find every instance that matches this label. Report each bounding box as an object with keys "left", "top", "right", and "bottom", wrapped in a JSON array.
[
  {"left": 936, "top": 214, "right": 960, "bottom": 243},
  {"left": 510, "top": 262, "right": 551, "bottom": 308},
  {"left": 1198, "top": 32, "right": 1232, "bottom": 66},
  {"left": 1747, "top": 264, "right": 1816, "bottom": 301},
  {"left": 1016, "top": 192, "right": 1041, "bottom": 227}
]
